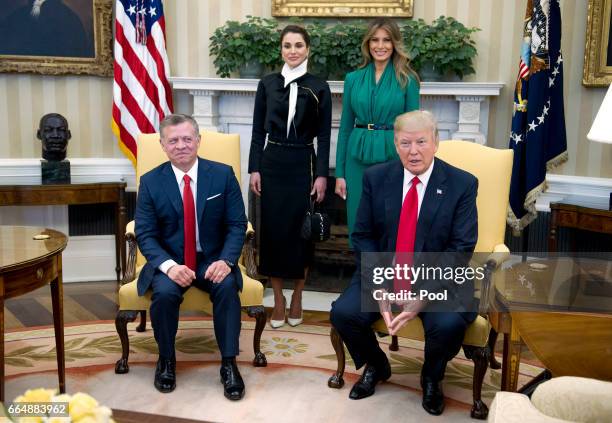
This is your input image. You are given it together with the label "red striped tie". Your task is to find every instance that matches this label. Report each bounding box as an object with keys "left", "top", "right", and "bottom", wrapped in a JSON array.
[
  {"left": 394, "top": 176, "right": 420, "bottom": 293},
  {"left": 183, "top": 174, "right": 196, "bottom": 271}
]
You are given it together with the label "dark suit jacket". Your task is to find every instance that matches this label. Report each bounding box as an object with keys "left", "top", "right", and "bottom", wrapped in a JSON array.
[
  {"left": 135, "top": 157, "right": 247, "bottom": 296},
  {"left": 352, "top": 158, "right": 478, "bottom": 311}
]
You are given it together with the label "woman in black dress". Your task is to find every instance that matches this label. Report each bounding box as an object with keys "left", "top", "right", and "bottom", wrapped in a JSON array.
[{"left": 249, "top": 25, "right": 331, "bottom": 328}]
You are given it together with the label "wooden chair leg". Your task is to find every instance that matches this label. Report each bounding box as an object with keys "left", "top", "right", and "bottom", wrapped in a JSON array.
[
  {"left": 115, "top": 310, "right": 139, "bottom": 374},
  {"left": 247, "top": 305, "right": 267, "bottom": 367},
  {"left": 389, "top": 335, "right": 399, "bottom": 351},
  {"left": 488, "top": 328, "right": 501, "bottom": 369},
  {"left": 463, "top": 344, "right": 490, "bottom": 420},
  {"left": 327, "top": 325, "right": 345, "bottom": 388},
  {"left": 136, "top": 310, "right": 147, "bottom": 332}
]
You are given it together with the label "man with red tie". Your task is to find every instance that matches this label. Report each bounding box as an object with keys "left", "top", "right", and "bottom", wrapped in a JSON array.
[
  {"left": 330, "top": 110, "right": 478, "bottom": 415},
  {"left": 135, "top": 114, "right": 247, "bottom": 399}
]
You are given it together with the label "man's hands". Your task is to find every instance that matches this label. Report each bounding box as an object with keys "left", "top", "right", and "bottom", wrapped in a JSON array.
[
  {"left": 204, "top": 260, "right": 231, "bottom": 284},
  {"left": 167, "top": 265, "right": 196, "bottom": 287},
  {"left": 167, "top": 260, "right": 231, "bottom": 286},
  {"left": 377, "top": 297, "right": 424, "bottom": 336},
  {"left": 377, "top": 295, "right": 394, "bottom": 330}
]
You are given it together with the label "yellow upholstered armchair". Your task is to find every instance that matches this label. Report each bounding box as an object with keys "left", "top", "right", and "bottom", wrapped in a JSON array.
[
  {"left": 327, "top": 141, "right": 513, "bottom": 420},
  {"left": 114, "top": 130, "right": 267, "bottom": 375}
]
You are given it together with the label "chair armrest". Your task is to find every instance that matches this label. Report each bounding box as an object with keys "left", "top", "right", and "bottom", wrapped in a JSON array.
[
  {"left": 122, "top": 220, "right": 137, "bottom": 285},
  {"left": 487, "top": 243, "right": 510, "bottom": 268},
  {"left": 241, "top": 221, "right": 258, "bottom": 279},
  {"left": 489, "top": 392, "right": 566, "bottom": 423},
  {"left": 531, "top": 376, "right": 612, "bottom": 423},
  {"left": 478, "top": 244, "right": 510, "bottom": 316},
  {"left": 125, "top": 218, "right": 260, "bottom": 282}
]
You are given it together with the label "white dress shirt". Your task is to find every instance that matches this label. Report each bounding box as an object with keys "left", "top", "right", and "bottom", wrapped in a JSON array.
[
  {"left": 402, "top": 159, "right": 435, "bottom": 218},
  {"left": 158, "top": 160, "right": 202, "bottom": 274}
]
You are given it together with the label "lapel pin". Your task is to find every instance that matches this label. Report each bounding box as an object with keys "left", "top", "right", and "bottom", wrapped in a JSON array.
[{"left": 436, "top": 189, "right": 443, "bottom": 195}]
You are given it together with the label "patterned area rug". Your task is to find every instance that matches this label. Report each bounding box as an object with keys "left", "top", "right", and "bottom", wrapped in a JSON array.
[{"left": 4, "top": 319, "right": 543, "bottom": 422}]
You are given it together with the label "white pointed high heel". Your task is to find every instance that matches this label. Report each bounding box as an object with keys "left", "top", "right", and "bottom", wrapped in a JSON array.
[
  {"left": 287, "top": 299, "right": 303, "bottom": 327},
  {"left": 269, "top": 297, "right": 286, "bottom": 329},
  {"left": 287, "top": 314, "right": 303, "bottom": 327}
]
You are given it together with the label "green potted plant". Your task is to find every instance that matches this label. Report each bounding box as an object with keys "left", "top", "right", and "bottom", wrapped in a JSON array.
[
  {"left": 209, "top": 16, "right": 281, "bottom": 78},
  {"left": 402, "top": 16, "right": 479, "bottom": 81}
]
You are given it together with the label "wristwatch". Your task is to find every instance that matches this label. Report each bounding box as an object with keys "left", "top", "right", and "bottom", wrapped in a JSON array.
[{"left": 223, "top": 259, "right": 234, "bottom": 268}]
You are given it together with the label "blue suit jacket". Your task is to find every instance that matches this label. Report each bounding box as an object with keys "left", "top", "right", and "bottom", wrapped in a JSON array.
[
  {"left": 352, "top": 158, "right": 478, "bottom": 309},
  {"left": 135, "top": 157, "right": 247, "bottom": 296}
]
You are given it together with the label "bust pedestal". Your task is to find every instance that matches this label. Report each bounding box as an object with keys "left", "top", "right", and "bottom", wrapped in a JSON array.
[{"left": 41, "top": 160, "right": 70, "bottom": 184}]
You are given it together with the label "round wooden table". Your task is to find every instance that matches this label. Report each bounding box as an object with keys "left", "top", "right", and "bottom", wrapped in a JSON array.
[{"left": 0, "top": 226, "right": 67, "bottom": 402}]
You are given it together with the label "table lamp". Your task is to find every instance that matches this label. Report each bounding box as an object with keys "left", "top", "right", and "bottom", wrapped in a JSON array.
[{"left": 586, "top": 83, "right": 612, "bottom": 210}]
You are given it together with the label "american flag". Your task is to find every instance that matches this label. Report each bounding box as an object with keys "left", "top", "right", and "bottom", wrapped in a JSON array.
[{"left": 111, "top": 0, "right": 173, "bottom": 166}]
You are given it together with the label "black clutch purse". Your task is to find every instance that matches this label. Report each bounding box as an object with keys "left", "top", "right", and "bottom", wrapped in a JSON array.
[{"left": 301, "top": 200, "right": 331, "bottom": 242}]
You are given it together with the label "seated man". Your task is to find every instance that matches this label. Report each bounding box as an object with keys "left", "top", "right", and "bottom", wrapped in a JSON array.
[
  {"left": 135, "top": 114, "right": 247, "bottom": 400},
  {"left": 330, "top": 110, "right": 478, "bottom": 415}
]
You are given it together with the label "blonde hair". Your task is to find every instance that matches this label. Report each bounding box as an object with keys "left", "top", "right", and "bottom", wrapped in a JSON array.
[
  {"left": 359, "top": 18, "right": 418, "bottom": 89},
  {"left": 394, "top": 110, "right": 439, "bottom": 144}
]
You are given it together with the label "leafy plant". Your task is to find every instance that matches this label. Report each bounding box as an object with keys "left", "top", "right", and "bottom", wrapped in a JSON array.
[
  {"left": 402, "top": 16, "right": 479, "bottom": 79},
  {"left": 209, "top": 16, "right": 282, "bottom": 78}
]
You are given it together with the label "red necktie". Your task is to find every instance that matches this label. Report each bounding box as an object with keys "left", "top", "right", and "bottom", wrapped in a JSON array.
[
  {"left": 183, "top": 174, "right": 196, "bottom": 271},
  {"left": 394, "top": 176, "right": 420, "bottom": 293}
]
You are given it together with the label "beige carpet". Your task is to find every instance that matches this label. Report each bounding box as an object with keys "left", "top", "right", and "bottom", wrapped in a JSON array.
[{"left": 4, "top": 319, "right": 543, "bottom": 422}]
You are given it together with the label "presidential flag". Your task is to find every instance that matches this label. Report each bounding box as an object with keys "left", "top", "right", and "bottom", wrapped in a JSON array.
[
  {"left": 112, "top": 0, "right": 173, "bottom": 166},
  {"left": 508, "top": 0, "right": 567, "bottom": 232}
]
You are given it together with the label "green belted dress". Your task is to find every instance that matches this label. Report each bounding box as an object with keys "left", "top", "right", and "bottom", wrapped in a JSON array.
[{"left": 335, "top": 61, "right": 420, "bottom": 236}]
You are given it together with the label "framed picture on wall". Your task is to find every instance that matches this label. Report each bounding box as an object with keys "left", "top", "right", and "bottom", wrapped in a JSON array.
[
  {"left": 272, "top": 0, "right": 413, "bottom": 17},
  {"left": 0, "top": 0, "right": 113, "bottom": 76},
  {"left": 584, "top": 0, "right": 612, "bottom": 86}
]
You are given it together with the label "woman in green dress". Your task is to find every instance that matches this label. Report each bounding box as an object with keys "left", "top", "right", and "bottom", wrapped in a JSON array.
[{"left": 335, "top": 18, "right": 420, "bottom": 236}]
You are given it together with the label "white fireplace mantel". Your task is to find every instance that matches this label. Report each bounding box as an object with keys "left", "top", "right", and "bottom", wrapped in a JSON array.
[
  {"left": 170, "top": 77, "right": 504, "bottom": 194},
  {"left": 171, "top": 76, "right": 503, "bottom": 143}
]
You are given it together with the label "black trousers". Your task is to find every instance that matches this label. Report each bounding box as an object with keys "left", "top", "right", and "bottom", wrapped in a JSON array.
[
  {"left": 150, "top": 268, "right": 241, "bottom": 359},
  {"left": 330, "top": 280, "right": 473, "bottom": 381}
]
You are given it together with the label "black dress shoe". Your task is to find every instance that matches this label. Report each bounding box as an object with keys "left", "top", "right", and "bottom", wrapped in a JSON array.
[
  {"left": 349, "top": 360, "right": 391, "bottom": 400},
  {"left": 220, "top": 358, "right": 245, "bottom": 401},
  {"left": 421, "top": 377, "right": 445, "bottom": 415},
  {"left": 154, "top": 357, "right": 176, "bottom": 393}
]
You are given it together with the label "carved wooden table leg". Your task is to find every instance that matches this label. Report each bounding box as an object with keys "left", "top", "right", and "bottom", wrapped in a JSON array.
[
  {"left": 50, "top": 261, "right": 66, "bottom": 394},
  {"left": 501, "top": 318, "right": 521, "bottom": 391}
]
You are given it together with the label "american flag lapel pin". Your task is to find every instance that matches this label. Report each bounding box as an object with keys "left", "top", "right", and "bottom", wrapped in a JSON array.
[{"left": 436, "top": 188, "right": 443, "bottom": 195}]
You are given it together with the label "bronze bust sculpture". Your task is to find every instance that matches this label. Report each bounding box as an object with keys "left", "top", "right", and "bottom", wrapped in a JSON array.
[
  {"left": 37, "top": 113, "right": 71, "bottom": 161},
  {"left": 38, "top": 113, "right": 71, "bottom": 184}
]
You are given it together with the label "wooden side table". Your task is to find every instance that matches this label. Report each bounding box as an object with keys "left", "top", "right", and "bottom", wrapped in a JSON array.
[
  {"left": 0, "top": 226, "right": 68, "bottom": 402},
  {"left": 0, "top": 182, "right": 127, "bottom": 282},
  {"left": 548, "top": 202, "right": 612, "bottom": 251},
  {"left": 489, "top": 257, "right": 612, "bottom": 392}
]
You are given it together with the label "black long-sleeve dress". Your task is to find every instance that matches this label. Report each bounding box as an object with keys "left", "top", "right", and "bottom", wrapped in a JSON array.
[{"left": 249, "top": 72, "right": 332, "bottom": 278}]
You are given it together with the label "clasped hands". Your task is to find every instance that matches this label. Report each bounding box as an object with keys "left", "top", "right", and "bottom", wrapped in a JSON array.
[
  {"left": 167, "top": 260, "right": 231, "bottom": 287},
  {"left": 378, "top": 292, "right": 425, "bottom": 336}
]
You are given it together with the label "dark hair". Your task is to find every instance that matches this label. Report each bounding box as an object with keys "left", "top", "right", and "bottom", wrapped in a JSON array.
[
  {"left": 159, "top": 113, "right": 199, "bottom": 139},
  {"left": 280, "top": 25, "right": 310, "bottom": 48}
]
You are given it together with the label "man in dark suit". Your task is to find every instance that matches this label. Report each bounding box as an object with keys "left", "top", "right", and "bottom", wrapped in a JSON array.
[
  {"left": 330, "top": 110, "right": 478, "bottom": 415},
  {"left": 135, "top": 114, "right": 247, "bottom": 400}
]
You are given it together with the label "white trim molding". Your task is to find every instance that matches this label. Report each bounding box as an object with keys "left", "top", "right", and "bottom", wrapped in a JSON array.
[
  {"left": 536, "top": 174, "right": 612, "bottom": 211},
  {"left": 170, "top": 77, "right": 504, "bottom": 146}
]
